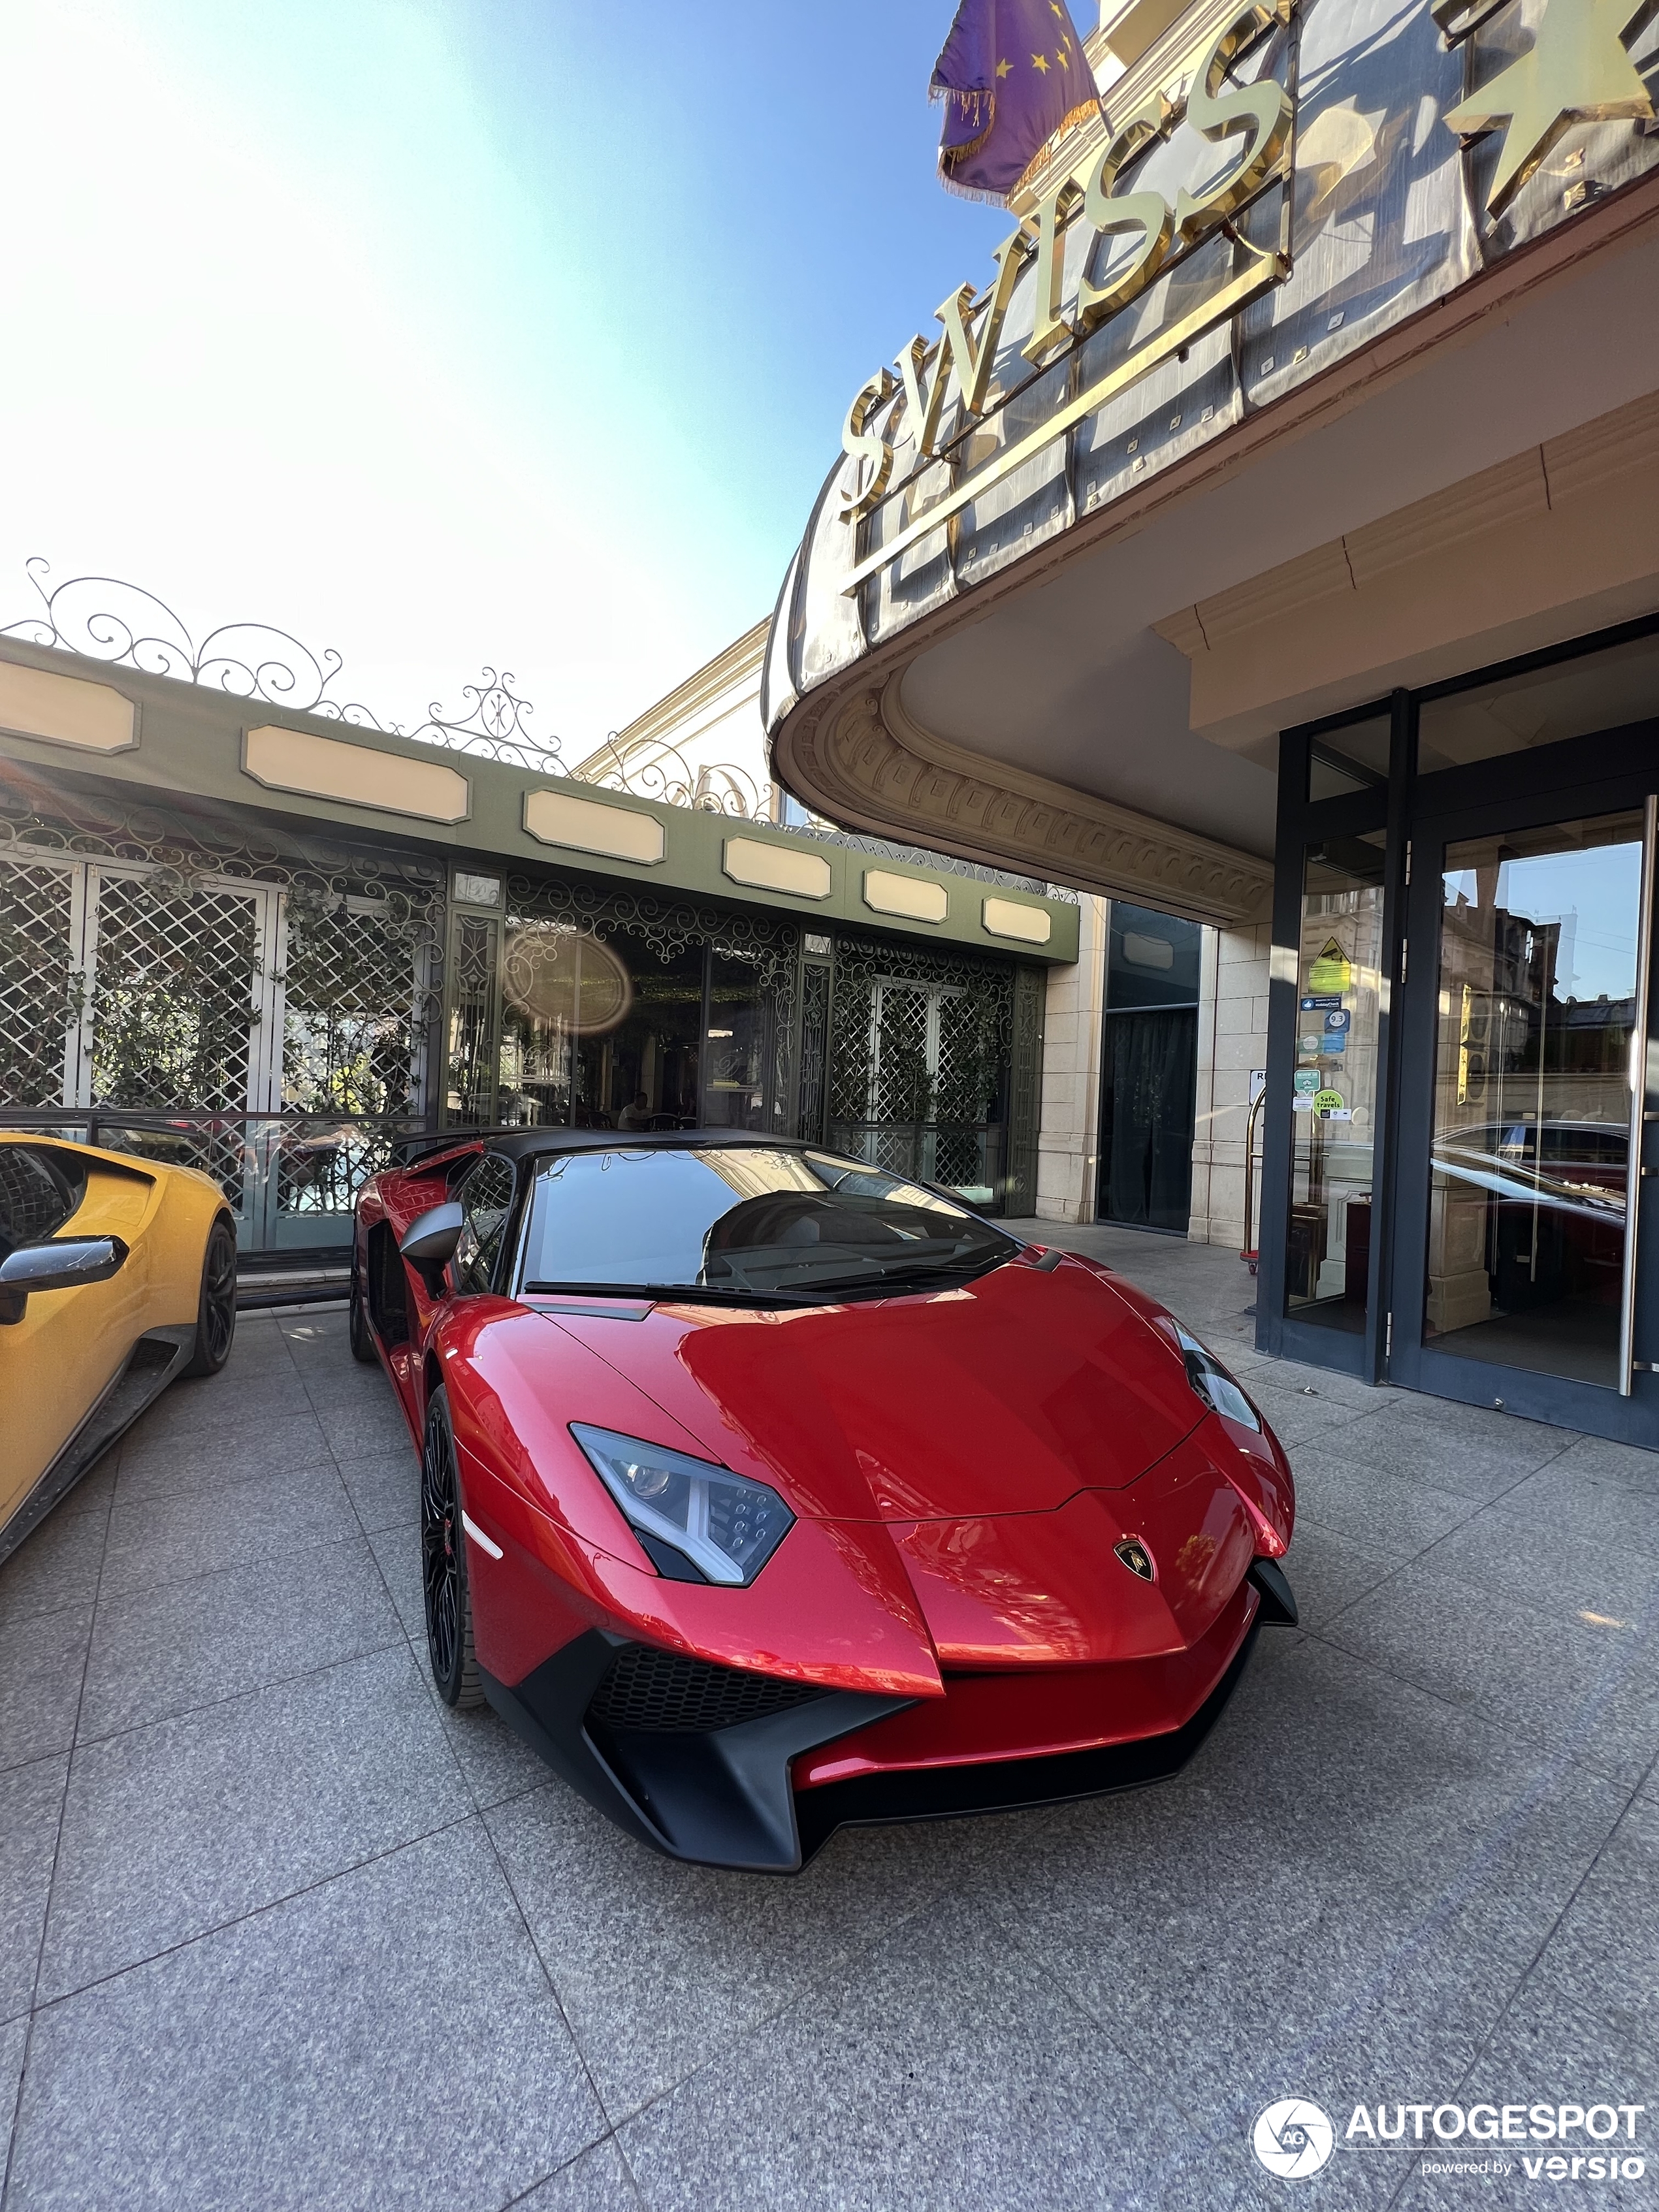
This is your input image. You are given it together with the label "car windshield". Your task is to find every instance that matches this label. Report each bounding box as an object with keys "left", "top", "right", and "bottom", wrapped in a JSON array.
[{"left": 518, "top": 1144, "right": 1018, "bottom": 1301}]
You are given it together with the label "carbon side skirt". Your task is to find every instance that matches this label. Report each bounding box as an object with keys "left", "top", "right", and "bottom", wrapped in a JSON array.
[{"left": 0, "top": 1326, "right": 195, "bottom": 1567}]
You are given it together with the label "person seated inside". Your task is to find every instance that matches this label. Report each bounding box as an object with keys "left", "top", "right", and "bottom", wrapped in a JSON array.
[{"left": 617, "top": 1091, "right": 652, "bottom": 1131}]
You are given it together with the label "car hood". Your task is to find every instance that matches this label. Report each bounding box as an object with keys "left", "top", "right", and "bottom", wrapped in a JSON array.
[{"left": 540, "top": 1255, "right": 1206, "bottom": 1521}]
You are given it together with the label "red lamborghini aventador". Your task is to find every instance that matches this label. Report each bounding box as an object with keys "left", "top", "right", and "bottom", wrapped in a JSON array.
[{"left": 351, "top": 1130, "right": 1297, "bottom": 1871}]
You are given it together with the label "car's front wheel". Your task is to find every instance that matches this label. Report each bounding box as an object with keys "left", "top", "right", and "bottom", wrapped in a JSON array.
[
  {"left": 181, "top": 1214, "right": 237, "bottom": 1378},
  {"left": 421, "top": 1387, "right": 483, "bottom": 1708}
]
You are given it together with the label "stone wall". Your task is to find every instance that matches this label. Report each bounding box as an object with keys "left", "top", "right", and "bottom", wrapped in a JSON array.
[
  {"left": 1188, "top": 921, "right": 1271, "bottom": 1252},
  {"left": 1034, "top": 894, "right": 1108, "bottom": 1223}
]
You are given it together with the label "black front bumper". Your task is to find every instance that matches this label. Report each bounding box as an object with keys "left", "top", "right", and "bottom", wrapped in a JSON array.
[{"left": 484, "top": 1561, "right": 1293, "bottom": 1874}]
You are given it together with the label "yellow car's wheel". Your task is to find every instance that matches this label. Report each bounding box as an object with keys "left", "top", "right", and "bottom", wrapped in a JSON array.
[{"left": 181, "top": 1215, "right": 238, "bottom": 1377}]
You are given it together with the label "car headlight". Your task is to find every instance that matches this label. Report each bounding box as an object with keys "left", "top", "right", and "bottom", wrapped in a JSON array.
[
  {"left": 570, "top": 1424, "right": 795, "bottom": 1586},
  {"left": 1171, "top": 1322, "right": 1261, "bottom": 1432}
]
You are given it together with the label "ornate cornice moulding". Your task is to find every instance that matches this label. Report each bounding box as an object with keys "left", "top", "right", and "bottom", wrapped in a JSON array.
[{"left": 775, "top": 675, "right": 1272, "bottom": 930}]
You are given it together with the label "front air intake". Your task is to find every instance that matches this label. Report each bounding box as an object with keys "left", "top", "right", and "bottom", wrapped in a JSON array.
[{"left": 586, "top": 1645, "right": 826, "bottom": 1734}]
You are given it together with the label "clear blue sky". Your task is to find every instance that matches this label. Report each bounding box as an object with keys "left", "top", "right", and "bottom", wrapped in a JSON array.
[{"left": 0, "top": 2, "right": 1022, "bottom": 752}]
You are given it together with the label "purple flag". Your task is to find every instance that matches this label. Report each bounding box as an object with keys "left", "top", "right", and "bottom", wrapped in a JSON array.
[{"left": 931, "top": 0, "right": 1101, "bottom": 205}]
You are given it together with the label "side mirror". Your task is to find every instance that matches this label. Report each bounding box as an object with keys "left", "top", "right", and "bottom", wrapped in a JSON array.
[
  {"left": 0, "top": 1235, "right": 129, "bottom": 1324},
  {"left": 399, "top": 1202, "right": 464, "bottom": 1294}
]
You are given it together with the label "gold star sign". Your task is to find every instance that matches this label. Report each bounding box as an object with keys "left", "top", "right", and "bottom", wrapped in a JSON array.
[
  {"left": 1031, "top": 50, "right": 1050, "bottom": 70},
  {"left": 996, "top": 56, "right": 1012, "bottom": 77},
  {"left": 1446, "top": 0, "right": 1654, "bottom": 215},
  {"left": 1057, "top": 44, "right": 1071, "bottom": 66}
]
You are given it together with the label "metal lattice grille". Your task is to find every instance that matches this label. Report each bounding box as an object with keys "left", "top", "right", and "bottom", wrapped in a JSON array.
[
  {"left": 827, "top": 935, "right": 1014, "bottom": 1203},
  {"left": 829, "top": 938, "right": 1012, "bottom": 1129},
  {"left": 1, "top": 773, "right": 446, "bottom": 1243},
  {"left": 796, "top": 961, "right": 830, "bottom": 1141},
  {"left": 446, "top": 914, "right": 498, "bottom": 1123},
  {"left": 283, "top": 897, "right": 427, "bottom": 1116},
  {"left": 0, "top": 862, "right": 75, "bottom": 1106},
  {"left": 89, "top": 875, "right": 260, "bottom": 1115}
]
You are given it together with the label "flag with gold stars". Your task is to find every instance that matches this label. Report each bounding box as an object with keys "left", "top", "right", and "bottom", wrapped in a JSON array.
[{"left": 931, "top": 0, "right": 1101, "bottom": 204}]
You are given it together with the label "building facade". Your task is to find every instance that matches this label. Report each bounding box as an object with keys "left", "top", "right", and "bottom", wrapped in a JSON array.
[
  {"left": 0, "top": 613, "right": 1075, "bottom": 1265},
  {"left": 763, "top": 0, "right": 1659, "bottom": 1445}
]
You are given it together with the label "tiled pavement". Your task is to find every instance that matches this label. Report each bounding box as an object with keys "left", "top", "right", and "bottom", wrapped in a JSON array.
[{"left": 1, "top": 1228, "right": 1656, "bottom": 2211}]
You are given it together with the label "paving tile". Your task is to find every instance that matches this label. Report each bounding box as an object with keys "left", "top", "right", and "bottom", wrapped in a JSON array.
[
  {"left": 78, "top": 1538, "right": 404, "bottom": 1740},
  {"left": 485, "top": 1778, "right": 1011, "bottom": 2119},
  {"left": 1318, "top": 1558, "right": 1659, "bottom": 1784},
  {"left": 0, "top": 1602, "right": 91, "bottom": 1775},
  {"left": 1329, "top": 1398, "right": 1570, "bottom": 1499},
  {"left": 144, "top": 1366, "right": 315, "bottom": 1435},
  {"left": 336, "top": 1448, "right": 420, "bottom": 1532},
  {"left": 48, "top": 1452, "right": 117, "bottom": 1523},
  {"left": 1474, "top": 1790, "right": 1659, "bottom": 2083},
  {"left": 1244, "top": 1383, "right": 1372, "bottom": 1450},
  {"left": 993, "top": 1642, "right": 1628, "bottom": 2208},
  {"left": 1279, "top": 1524, "right": 1400, "bottom": 1629},
  {"left": 1418, "top": 1507, "right": 1659, "bottom": 1630},
  {"left": 514, "top": 2139, "right": 641, "bottom": 2212},
  {"left": 0, "top": 1509, "right": 106, "bottom": 1630},
  {"left": 1288, "top": 1454, "right": 1479, "bottom": 1558},
  {"left": 0, "top": 2012, "right": 28, "bottom": 2178},
  {"left": 38, "top": 1645, "right": 471, "bottom": 1998},
  {"left": 114, "top": 1409, "right": 332, "bottom": 1503},
  {"left": 98, "top": 1461, "right": 360, "bottom": 1597},
  {"left": 1, "top": 1755, "right": 67, "bottom": 2025},
  {"left": 8, "top": 1823, "right": 604, "bottom": 2212},
  {"left": 618, "top": 1889, "right": 1264, "bottom": 2212},
  {"left": 277, "top": 1310, "right": 351, "bottom": 1352},
  {"left": 1543, "top": 1430, "right": 1659, "bottom": 1498},
  {"left": 1253, "top": 1358, "right": 1396, "bottom": 1412},
  {"left": 366, "top": 1518, "right": 425, "bottom": 1645},
  {"left": 428, "top": 1691, "right": 548, "bottom": 1812},
  {"left": 1494, "top": 1465, "right": 1659, "bottom": 1560},
  {"left": 305, "top": 1387, "right": 415, "bottom": 1460},
  {"left": 215, "top": 1315, "right": 295, "bottom": 1369}
]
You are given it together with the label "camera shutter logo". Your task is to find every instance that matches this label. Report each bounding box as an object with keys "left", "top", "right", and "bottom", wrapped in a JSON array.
[{"left": 1253, "top": 2100, "right": 1335, "bottom": 2179}]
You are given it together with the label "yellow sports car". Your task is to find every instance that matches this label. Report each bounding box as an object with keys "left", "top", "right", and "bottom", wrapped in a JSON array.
[{"left": 0, "top": 1133, "right": 237, "bottom": 1565}]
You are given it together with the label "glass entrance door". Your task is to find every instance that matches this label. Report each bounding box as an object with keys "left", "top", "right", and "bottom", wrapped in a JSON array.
[{"left": 1391, "top": 794, "right": 1658, "bottom": 1427}]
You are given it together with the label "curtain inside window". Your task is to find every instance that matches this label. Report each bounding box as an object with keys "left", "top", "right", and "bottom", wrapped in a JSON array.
[{"left": 1099, "top": 1007, "right": 1198, "bottom": 1230}]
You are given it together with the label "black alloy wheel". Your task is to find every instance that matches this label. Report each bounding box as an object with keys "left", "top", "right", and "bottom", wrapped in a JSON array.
[
  {"left": 181, "top": 1214, "right": 238, "bottom": 1377},
  {"left": 348, "top": 1264, "right": 378, "bottom": 1364},
  {"left": 421, "top": 1387, "right": 483, "bottom": 1708}
]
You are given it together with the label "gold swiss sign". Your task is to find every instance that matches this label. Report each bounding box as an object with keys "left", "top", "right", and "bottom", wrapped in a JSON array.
[{"left": 837, "top": 0, "right": 1295, "bottom": 592}]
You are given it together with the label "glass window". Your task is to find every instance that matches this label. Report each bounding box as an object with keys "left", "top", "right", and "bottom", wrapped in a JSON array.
[
  {"left": 1106, "top": 903, "right": 1202, "bottom": 1009},
  {"left": 1419, "top": 633, "right": 1659, "bottom": 771},
  {"left": 1284, "top": 831, "right": 1385, "bottom": 1330},
  {"left": 499, "top": 926, "right": 703, "bottom": 1132},
  {"left": 703, "top": 951, "right": 769, "bottom": 1130},
  {"left": 1308, "top": 717, "right": 1391, "bottom": 801},
  {"left": 0, "top": 1145, "right": 87, "bottom": 1255},
  {"left": 518, "top": 1144, "right": 1017, "bottom": 1302},
  {"left": 1424, "top": 812, "right": 1642, "bottom": 1388},
  {"left": 452, "top": 1153, "right": 517, "bottom": 1295}
]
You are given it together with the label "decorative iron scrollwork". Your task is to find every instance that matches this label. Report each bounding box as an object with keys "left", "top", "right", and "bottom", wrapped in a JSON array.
[{"left": 0, "top": 560, "right": 375, "bottom": 722}]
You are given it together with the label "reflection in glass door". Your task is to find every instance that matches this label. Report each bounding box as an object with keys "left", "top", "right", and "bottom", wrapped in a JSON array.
[
  {"left": 1424, "top": 812, "right": 1647, "bottom": 1390},
  {"left": 1283, "top": 833, "right": 1386, "bottom": 1330}
]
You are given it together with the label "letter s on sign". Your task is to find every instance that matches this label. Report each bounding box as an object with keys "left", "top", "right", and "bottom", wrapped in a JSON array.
[
  {"left": 839, "top": 368, "right": 897, "bottom": 522},
  {"left": 1075, "top": 112, "right": 1176, "bottom": 332},
  {"left": 1173, "top": 0, "right": 1293, "bottom": 240}
]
